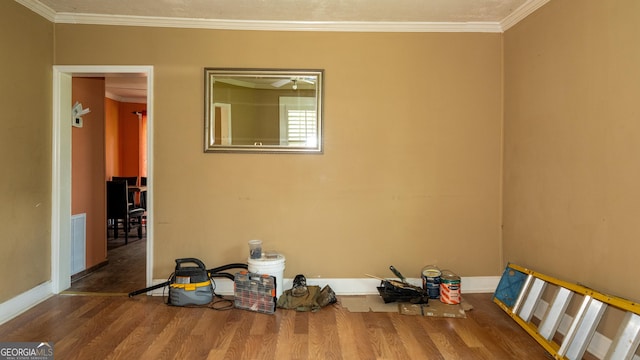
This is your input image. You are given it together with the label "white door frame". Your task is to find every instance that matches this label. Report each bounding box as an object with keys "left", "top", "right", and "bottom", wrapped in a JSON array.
[
  {"left": 52, "top": 65, "right": 154, "bottom": 293},
  {"left": 213, "top": 103, "right": 232, "bottom": 145}
]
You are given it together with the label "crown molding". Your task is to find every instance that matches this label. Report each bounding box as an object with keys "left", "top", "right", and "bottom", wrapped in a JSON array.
[
  {"left": 53, "top": 12, "right": 504, "bottom": 33},
  {"left": 105, "top": 92, "right": 147, "bottom": 104},
  {"left": 501, "top": 0, "right": 551, "bottom": 31},
  {"left": 15, "top": 0, "right": 56, "bottom": 22},
  {"left": 17, "top": 0, "right": 548, "bottom": 33}
]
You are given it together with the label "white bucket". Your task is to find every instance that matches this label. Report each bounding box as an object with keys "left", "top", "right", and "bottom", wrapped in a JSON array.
[{"left": 247, "top": 253, "right": 286, "bottom": 298}]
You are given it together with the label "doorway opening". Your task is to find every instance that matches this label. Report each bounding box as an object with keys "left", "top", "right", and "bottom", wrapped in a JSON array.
[{"left": 52, "top": 66, "right": 154, "bottom": 294}]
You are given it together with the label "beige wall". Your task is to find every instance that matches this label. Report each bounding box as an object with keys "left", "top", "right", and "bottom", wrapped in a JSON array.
[
  {"left": 0, "top": 2, "right": 53, "bottom": 302},
  {"left": 503, "top": 0, "right": 640, "bottom": 301},
  {"left": 10, "top": 0, "right": 637, "bottom": 307},
  {"left": 54, "top": 26, "right": 504, "bottom": 280},
  {"left": 8, "top": 0, "right": 637, "bottom": 306}
]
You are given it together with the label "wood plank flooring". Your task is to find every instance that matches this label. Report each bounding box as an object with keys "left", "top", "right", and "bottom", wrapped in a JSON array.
[
  {"left": 0, "top": 293, "right": 553, "bottom": 359},
  {"left": 67, "top": 235, "right": 146, "bottom": 294},
  {"left": 14, "top": 232, "right": 555, "bottom": 359}
]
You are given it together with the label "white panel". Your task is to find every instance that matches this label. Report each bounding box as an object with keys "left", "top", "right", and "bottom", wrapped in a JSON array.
[
  {"left": 605, "top": 313, "right": 640, "bottom": 360},
  {"left": 513, "top": 274, "right": 535, "bottom": 314},
  {"left": 539, "top": 287, "right": 573, "bottom": 340},
  {"left": 563, "top": 297, "right": 607, "bottom": 360},
  {"left": 518, "top": 278, "right": 547, "bottom": 322},
  {"left": 52, "top": 68, "right": 73, "bottom": 293},
  {"left": 70, "top": 213, "right": 86, "bottom": 275}
]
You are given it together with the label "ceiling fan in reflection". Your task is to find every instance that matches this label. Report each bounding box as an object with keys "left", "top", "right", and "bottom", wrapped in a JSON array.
[{"left": 270, "top": 77, "right": 315, "bottom": 90}]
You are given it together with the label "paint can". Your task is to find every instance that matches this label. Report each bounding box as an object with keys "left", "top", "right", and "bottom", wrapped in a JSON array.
[
  {"left": 421, "top": 265, "right": 442, "bottom": 299},
  {"left": 439, "top": 270, "right": 461, "bottom": 304}
]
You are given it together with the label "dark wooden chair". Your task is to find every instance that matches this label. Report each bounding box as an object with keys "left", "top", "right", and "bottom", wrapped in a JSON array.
[
  {"left": 112, "top": 176, "right": 138, "bottom": 206},
  {"left": 140, "top": 176, "right": 147, "bottom": 209},
  {"left": 107, "top": 180, "right": 145, "bottom": 244},
  {"left": 112, "top": 176, "right": 138, "bottom": 185}
]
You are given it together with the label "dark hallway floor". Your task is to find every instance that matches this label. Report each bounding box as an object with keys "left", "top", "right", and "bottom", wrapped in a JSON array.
[{"left": 66, "top": 234, "right": 146, "bottom": 294}]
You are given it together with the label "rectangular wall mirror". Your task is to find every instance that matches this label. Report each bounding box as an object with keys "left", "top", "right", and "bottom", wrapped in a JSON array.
[{"left": 204, "top": 68, "right": 324, "bottom": 153}]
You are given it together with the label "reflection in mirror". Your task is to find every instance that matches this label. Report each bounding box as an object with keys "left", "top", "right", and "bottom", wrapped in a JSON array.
[{"left": 204, "top": 68, "right": 324, "bottom": 153}]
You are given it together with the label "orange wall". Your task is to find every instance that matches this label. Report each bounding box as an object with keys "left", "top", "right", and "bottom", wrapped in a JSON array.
[
  {"left": 105, "top": 98, "right": 121, "bottom": 180},
  {"left": 71, "top": 77, "right": 106, "bottom": 269},
  {"left": 118, "top": 102, "right": 145, "bottom": 179},
  {"left": 72, "top": 90, "right": 146, "bottom": 271},
  {"left": 105, "top": 99, "right": 146, "bottom": 181},
  {"left": 139, "top": 113, "right": 148, "bottom": 178}
]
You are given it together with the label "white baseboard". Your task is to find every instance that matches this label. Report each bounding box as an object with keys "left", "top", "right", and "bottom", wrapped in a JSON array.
[
  {"left": 149, "top": 276, "right": 500, "bottom": 297},
  {"left": 0, "top": 281, "right": 53, "bottom": 325}
]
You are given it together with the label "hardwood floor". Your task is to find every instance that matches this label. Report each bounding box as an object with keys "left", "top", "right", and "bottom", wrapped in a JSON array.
[
  {"left": 9, "top": 232, "right": 554, "bottom": 359},
  {"left": 0, "top": 293, "right": 552, "bottom": 359},
  {"left": 67, "top": 232, "right": 146, "bottom": 294}
]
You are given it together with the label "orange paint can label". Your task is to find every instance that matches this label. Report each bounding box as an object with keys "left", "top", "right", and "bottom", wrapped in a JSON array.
[{"left": 439, "top": 271, "right": 461, "bottom": 305}]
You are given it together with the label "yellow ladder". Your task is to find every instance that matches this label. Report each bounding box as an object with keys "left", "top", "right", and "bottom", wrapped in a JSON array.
[{"left": 493, "top": 263, "right": 640, "bottom": 360}]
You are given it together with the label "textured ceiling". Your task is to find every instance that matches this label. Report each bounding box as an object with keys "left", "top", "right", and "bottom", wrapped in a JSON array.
[{"left": 36, "top": 0, "right": 531, "bottom": 23}]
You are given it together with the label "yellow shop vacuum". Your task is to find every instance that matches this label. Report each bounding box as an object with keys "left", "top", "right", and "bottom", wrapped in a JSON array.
[{"left": 128, "top": 258, "right": 248, "bottom": 307}]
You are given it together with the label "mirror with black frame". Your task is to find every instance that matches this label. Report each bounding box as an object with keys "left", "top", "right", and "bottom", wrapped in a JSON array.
[{"left": 204, "top": 68, "right": 324, "bottom": 153}]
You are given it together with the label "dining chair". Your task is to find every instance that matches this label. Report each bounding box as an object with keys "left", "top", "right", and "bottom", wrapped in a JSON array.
[
  {"left": 112, "top": 176, "right": 138, "bottom": 206},
  {"left": 140, "top": 176, "right": 147, "bottom": 209},
  {"left": 106, "top": 180, "right": 145, "bottom": 244}
]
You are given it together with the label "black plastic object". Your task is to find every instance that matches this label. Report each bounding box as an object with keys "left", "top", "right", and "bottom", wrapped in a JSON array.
[
  {"left": 376, "top": 280, "right": 429, "bottom": 304},
  {"left": 128, "top": 261, "right": 248, "bottom": 298},
  {"left": 173, "top": 258, "right": 209, "bottom": 283}
]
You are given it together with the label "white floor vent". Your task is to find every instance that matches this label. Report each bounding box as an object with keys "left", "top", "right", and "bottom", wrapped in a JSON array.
[{"left": 71, "top": 213, "right": 86, "bottom": 275}]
